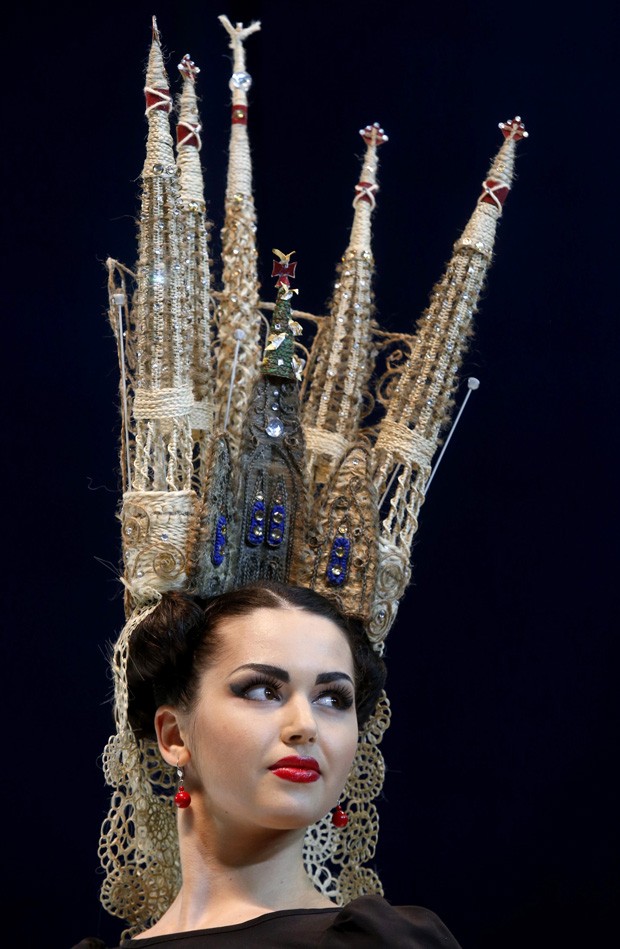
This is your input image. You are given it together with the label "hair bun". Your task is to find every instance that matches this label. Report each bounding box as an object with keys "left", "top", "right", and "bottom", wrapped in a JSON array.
[{"left": 127, "top": 591, "right": 205, "bottom": 740}]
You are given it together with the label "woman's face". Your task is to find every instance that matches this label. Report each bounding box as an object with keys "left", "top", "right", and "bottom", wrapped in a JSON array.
[{"left": 183, "top": 606, "right": 359, "bottom": 832}]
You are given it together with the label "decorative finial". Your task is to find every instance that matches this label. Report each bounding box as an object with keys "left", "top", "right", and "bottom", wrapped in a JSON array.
[
  {"left": 353, "top": 123, "right": 388, "bottom": 211},
  {"left": 359, "top": 122, "right": 389, "bottom": 147},
  {"left": 499, "top": 116, "right": 528, "bottom": 141},
  {"left": 218, "top": 15, "right": 261, "bottom": 75},
  {"left": 478, "top": 117, "right": 528, "bottom": 211},
  {"left": 178, "top": 54, "right": 200, "bottom": 83},
  {"left": 218, "top": 15, "right": 262, "bottom": 48},
  {"left": 144, "top": 17, "right": 171, "bottom": 116},
  {"left": 271, "top": 249, "right": 298, "bottom": 293}
]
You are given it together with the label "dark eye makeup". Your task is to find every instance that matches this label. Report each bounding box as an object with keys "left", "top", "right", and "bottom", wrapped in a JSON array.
[
  {"left": 229, "top": 674, "right": 354, "bottom": 709},
  {"left": 229, "top": 674, "right": 282, "bottom": 700}
]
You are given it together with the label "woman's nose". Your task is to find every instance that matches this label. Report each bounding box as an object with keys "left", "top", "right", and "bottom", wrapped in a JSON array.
[{"left": 280, "top": 696, "right": 318, "bottom": 745}]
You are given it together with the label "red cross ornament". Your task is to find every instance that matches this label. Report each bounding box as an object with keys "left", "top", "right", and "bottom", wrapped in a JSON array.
[
  {"left": 354, "top": 180, "right": 379, "bottom": 208},
  {"left": 144, "top": 86, "right": 172, "bottom": 113},
  {"left": 272, "top": 250, "right": 297, "bottom": 289},
  {"left": 480, "top": 178, "right": 510, "bottom": 210},
  {"left": 177, "top": 120, "right": 202, "bottom": 150}
]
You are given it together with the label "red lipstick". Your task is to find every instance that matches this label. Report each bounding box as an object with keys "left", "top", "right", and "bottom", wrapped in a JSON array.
[{"left": 269, "top": 756, "right": 321, "bottom": 783}]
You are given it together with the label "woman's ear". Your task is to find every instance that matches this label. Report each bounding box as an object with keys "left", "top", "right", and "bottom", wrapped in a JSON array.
[{"left": 154, "top": 705, "right": 191, "bottom": 767}]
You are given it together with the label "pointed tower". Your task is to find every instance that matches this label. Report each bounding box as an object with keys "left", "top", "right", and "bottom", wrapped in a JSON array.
[
  {"left": 113, "top": 20, "right": 198, "bottom": 610},
  {"left": 176, "top": 53, "right": 214, "bottom": 442},
  {"left": 302, "top": 123, "right": 388, "bottom": 489},
  {"left": 213, "top": 16, "right": 263, "bottom": 453},
  {"left": 367, "top": 117, "right": 528, "bottom": 643},
  {"left": 175, "top": 54, "right": 233, "bottom": 598}
]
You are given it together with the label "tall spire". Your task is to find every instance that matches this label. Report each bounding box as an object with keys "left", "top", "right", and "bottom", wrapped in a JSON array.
[
  {"left": 302, "top": 124, "right": 388, "bottom": 488},
  {"left": 111, "top": 19, "right": 198, "bottom": 610},
  {"left": 176, "top": 53, "right": 214, "bottom": 447},
  {"left": 214, "top": 17, "right": 263, "bottom": 453},
  {"left": 367, "top": 117, "right": 528, "bottom": 642}
]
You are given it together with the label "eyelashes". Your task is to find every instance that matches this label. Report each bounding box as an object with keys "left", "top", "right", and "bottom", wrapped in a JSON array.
[
  {"left": 315, "top": 684, "right": 354, "bottom": 710},
  {"left": 229, "top": 675, "right": 354, "bottom": 710},
  {"left": 230, "top": 674, "right": 282, "bottom": 700}
]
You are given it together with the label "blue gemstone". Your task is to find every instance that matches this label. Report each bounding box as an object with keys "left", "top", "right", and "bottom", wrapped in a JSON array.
[
  {"left": 267, "top": 503, "right": 286, "bottom": 547},
  {"left": 326, "top": 536, "right": 350, "bottom": 586},
  {"left": 247, "top": 499, "right": 266, "bottom": 546},
  {"left": 212, "top": 514, "right": 227, "bottom": 566}
]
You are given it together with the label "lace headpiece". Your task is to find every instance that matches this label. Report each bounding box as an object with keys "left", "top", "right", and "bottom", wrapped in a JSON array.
[{"left": 100, "top": 15, "right": 527, "bottom": 936}]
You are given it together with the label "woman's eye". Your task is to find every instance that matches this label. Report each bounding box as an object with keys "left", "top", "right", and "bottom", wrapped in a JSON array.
[
  {"left": 243, "top": 683, "right": 280, "bottom": 701},
  {"left": 314, "top": 690, "right": 354, "bottom": 710}
]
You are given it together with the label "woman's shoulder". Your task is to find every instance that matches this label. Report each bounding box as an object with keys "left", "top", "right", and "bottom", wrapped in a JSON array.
[{"left": 323, "top": 895, "right": 463, "bottom": 948}]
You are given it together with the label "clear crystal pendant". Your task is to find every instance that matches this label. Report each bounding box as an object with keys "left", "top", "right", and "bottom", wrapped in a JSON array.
[{"left": 265, "top": 417, "right": 284, "bottom": 438}]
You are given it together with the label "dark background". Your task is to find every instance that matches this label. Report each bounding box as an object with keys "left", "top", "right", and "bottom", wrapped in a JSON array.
[{"left": 3, "top": 2, "right": 617, "bottom": 947}]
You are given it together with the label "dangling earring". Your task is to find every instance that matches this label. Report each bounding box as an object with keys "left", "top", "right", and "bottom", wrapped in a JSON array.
[
  {"left": 174, "top": 761, "right": 191, "bottom": 809},
  {"left": 332, "top": 801, "right": 348, "bottom": 827}
]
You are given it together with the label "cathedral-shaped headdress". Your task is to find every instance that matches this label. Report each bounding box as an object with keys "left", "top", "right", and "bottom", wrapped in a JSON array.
[{"left": 101, "top": 16, "right": 527, "bottom": 936}]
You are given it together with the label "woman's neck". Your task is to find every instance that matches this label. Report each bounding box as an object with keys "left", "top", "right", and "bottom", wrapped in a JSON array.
[{"left": 134, "top": 812, "right": 334, "bottom": 938}]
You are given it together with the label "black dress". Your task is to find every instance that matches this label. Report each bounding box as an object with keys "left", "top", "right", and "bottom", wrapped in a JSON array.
[{"left": 74, "top": 896, "right": 462, "bottom": 948}]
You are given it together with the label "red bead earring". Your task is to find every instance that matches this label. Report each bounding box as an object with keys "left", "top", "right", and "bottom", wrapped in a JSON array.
[
  {"left": 332, "top": 802, "right": 348, "bottom": 828},
  {"left": 174, "top": 762, "right": 191, "bottom": 809}
]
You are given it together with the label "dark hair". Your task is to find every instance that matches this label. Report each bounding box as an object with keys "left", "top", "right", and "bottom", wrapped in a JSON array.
[{"left": 126, "top": 582, "right": 386, "bottom": 739}]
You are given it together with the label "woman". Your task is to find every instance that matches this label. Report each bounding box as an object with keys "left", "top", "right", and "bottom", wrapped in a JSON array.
[{"left": 76, "top": 582, "right": 462, "bottom": 947}]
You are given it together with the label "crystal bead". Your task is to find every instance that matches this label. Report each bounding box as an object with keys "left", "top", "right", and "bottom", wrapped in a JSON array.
[
  {"left": 266, "top": 417, "right": 284, "bottom": 438},
  {"left": 230, "top": 71, "right": 253, "bottom": 91}
]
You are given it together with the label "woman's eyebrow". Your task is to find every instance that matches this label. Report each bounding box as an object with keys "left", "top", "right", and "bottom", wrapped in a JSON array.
[
  {"left": 315, "top": 671, "right": 354, "bottom": 686},
  {"left": 228, "top": 665, "right": 354, "bottom": 687},
  {"left": 229, "top": 662, "right": 289, "bottom": 680}
]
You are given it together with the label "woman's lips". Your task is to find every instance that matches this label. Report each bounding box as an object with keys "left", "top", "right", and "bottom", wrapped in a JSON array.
[{"left": 269, "top": 756, "right": 321, "bottom": 783}]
